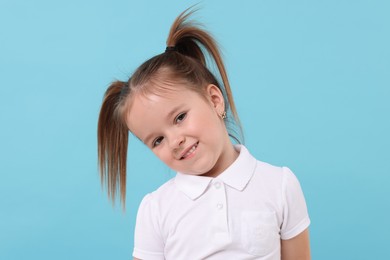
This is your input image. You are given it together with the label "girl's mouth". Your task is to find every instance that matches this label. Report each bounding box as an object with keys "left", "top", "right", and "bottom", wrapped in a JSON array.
[{"left": 180, "top": 142, "right": 199, "bottom": 160}]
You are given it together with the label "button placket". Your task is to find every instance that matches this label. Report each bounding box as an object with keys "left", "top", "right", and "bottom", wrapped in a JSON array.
[{"left": 211, "top": 179, "right": 228, "bottom": 234}]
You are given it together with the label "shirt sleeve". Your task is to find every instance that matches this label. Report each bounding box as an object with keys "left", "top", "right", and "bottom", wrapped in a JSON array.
[
  {"left": 133, "top": 193, "right": 165, "bottom": 260},
  {"left": 280, "top": 167, "right": 311, "bottom": 240}
]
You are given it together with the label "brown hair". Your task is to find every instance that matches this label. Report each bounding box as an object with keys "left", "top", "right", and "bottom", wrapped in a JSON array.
[{"left": 98, "top": 7, "right": 243, "bottom": 208}]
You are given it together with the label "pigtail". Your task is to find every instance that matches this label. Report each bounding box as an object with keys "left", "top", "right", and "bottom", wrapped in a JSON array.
[
  {"left": 166, "top": 8, "right": 243, "bottom": 141},
  {"left": 98, "top": 81, "right": 128, "bottom": 209}
]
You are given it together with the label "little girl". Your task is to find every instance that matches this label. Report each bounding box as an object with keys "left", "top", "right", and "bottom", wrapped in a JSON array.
[{"left": 98, "top": 8, "right": 310, "bottom": 260}]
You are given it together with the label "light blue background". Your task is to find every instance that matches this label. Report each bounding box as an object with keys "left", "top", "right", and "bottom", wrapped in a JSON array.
[{"left": 1, "top": 0, "right": 389, "bottom": 259}]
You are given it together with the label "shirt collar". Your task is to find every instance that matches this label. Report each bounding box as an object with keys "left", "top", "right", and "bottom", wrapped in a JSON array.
[{"left": 174, "top": 145, "right": 257, "bottom": 200}]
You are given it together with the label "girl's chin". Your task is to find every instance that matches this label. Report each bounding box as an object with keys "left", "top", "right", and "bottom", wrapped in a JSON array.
[{"left": 174, "top": 158, "right": 217, "bottom": 176}]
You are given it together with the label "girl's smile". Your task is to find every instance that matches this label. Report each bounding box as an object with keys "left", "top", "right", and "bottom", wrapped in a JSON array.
[
  {"left": 179, "top": 141, "right": 198, "bottom": 160},
  {"left": 126, "top": 83, "right": 238, "bottom": 177}
]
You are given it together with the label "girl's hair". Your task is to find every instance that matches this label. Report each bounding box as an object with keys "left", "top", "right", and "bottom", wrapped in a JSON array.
[{"left": 98, "top": 7, "right": 243, "bottom": 208}]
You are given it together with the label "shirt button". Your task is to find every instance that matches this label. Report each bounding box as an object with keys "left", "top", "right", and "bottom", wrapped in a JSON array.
[
  {"left": 214, "top": 182, "right": 221, "bottom": 189},
  {"left": 216, "top": 203, "right": 223, "bottom": 210}
]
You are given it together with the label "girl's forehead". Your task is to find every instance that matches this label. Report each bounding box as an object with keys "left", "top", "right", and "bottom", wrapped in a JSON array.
[
  {"left": 140, "top": 86, "right": 185, "bottom": 101},
  {"left": 128, "top": 86, "right": 193, "bottom": 115},
  {"left": 132, "top": 91, "right": 199, "bottom": 115},
  {"left": 132, "top": 81, "right": 203, "bottom": 103}
]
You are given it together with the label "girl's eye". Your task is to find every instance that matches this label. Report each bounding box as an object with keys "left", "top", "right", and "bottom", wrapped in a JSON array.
[
  {"left": 152, "top": 137, "right": 164, "bottom": 148},
  {"left": 175, "top": 112, "right": 187, "bottom": 123}
]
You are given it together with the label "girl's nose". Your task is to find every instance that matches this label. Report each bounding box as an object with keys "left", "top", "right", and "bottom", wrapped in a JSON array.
[{"left": 170, "top": 135, "right": 185, "bottom": 150}]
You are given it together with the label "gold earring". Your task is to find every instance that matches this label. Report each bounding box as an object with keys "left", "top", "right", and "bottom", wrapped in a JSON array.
[{"left": 220, "top": 111, "right": 227, "bottom": 119}]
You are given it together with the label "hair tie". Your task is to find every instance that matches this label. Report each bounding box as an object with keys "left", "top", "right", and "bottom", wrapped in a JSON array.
[{"left": 165, "top": 46, "right": 177, "bottom": 52}]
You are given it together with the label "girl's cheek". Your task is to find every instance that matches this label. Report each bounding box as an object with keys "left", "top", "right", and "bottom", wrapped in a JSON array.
[{"left": 157, "top": 151, "right": 170, "bottom": 162}]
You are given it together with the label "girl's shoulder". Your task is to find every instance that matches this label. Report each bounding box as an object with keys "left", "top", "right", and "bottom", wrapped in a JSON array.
[
  {"left": 140, "top": 177, "right": 179, "bottom": 205},
  {"left": 255, "top": 160, "right": 293, "bottom": 178},
  {"left": 246, "top": 148, "right": 302, "bottom": 195}
]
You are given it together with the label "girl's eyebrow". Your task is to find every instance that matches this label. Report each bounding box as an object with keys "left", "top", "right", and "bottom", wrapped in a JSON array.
[{"left": 166, "top": 105, "right": 183, "bottom": 120}]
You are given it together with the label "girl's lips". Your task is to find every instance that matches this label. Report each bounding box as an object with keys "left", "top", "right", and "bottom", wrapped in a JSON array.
[{"left": 180, "top": 142, "right": 199, "bottom": 160}]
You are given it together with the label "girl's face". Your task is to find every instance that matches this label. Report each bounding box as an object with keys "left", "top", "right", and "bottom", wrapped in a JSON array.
[{"left": 126, "top": 83, "right": 238, "bottom": 177}]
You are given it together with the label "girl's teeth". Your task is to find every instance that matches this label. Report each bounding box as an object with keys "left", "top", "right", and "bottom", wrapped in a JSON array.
[{"left": 183, "top": 145, "right": 196, "bottom": 158}]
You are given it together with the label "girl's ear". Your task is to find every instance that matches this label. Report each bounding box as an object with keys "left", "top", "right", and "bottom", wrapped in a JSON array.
[{"left": 206, "top": 84, "right": 225, "bottom": 112}]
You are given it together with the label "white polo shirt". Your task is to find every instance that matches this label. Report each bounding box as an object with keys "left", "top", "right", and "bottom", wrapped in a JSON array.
[{"left": 133, "top": 145, "right": 310, "bottom": 260}]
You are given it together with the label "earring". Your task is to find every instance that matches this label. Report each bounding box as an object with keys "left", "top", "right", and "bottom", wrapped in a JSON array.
[{"left": 220, "top": 111, "right": 227, "bottom": 119}]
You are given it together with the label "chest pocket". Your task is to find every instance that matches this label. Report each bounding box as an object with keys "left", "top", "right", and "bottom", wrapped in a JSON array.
[{"left": 241, "top": 211, "right": 280, "bottom": 256}]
